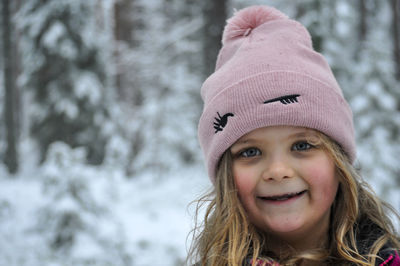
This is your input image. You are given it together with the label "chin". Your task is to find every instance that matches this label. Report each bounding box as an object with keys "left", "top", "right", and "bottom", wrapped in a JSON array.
[{"left": 257, "top": 217, "right": 306, "bottom": 235}]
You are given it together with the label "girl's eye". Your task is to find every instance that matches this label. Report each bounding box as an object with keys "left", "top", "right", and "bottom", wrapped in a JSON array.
[
  {"left": 239, "top": 148, "right": 261, "bottom": 158},
  {"left": 292, "top": 141, "right": 314, "bottom": 151}
]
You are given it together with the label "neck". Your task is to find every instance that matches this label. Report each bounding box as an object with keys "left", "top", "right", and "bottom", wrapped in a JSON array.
[{"left": 265, "top": 224, "right": 329, "bottom": 257}]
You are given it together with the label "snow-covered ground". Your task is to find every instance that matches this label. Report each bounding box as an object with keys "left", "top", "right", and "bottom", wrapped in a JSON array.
[
  {"left": 116, "top": 167, "right": 210, "bottom": 265},
  {"left": 0, "top": 157, "right": 211, "bottom": 266}
]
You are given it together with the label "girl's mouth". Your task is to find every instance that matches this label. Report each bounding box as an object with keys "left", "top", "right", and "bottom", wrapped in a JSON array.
[{"left": 259, "top": 190, "right": 307, "bottom": 201}]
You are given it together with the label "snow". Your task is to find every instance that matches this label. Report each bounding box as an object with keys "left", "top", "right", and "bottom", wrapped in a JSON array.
[
  {"left": 74, "top": 72, "right": 102, "bottom": 105},
  {"left": 0, "top": 154, "right": 210, "bottom": 266},
  {"left": 116, "top": 169, "right": 210, "bottom": 265},
  {"left": 336, "top": 1, "right": 352, "bottom": 15},
  {"left": 55, "top": 99, "right": 79, "bottom": 119},
  {"left": 42, "top": 21, "right": 78, "bottom": 58},
  {"left": 0, "top": 176, "right": 46, "bottom": 266},
  {"left": 4, "top": 1, "right": 400, "bottom": 265}
]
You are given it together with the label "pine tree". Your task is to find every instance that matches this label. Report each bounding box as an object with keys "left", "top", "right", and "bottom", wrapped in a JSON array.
[
  {"left": 113, "top": 0, "right": 204, "bottom": 176},
  {"left": 201, "top": 0, "right": 228, "bottom": 79},
  {"left": 1, "top": 0, "right": 18, "bottom": 173},
  {"left": 37, "top": 142, "right": 132, "bottom": 265},
  {"left": 17, "top": 0, "right": 110, "bottom": 164},
  {"left": 392, "top": 0, "right": 400, "bottom": 80}
]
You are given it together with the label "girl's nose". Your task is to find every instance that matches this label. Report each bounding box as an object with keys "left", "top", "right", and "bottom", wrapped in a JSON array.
[{"left": 261, "top": 157, "right": 295, "bottom": 182}]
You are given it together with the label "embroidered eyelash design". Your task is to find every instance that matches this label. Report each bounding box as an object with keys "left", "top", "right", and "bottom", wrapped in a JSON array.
[
  {"left": 214, "top": 112, "right": 234, "bottom": 133},
  {"left": 264, "top": 94, "right": 300, "bottom": 105}
]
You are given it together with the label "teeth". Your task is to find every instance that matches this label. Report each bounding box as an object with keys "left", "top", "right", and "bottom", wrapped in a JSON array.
[
  {"left": 263, "top": 190, "right": 305, "bottom": 201},
  {"left": 275, "top": 196, "right": 290, "bottom": 201},
  {"left": 272, "top": 194, "right": 293, "bottom": 201}
]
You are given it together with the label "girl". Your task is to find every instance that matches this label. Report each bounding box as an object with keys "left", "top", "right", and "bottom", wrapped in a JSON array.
[{"left": 188, "top": 5, "right": 400, "bottom": 266}]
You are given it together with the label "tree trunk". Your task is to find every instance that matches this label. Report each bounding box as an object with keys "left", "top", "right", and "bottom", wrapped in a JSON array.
[
  {"left": 359, "top": 0, "right": 367, "bottom": 43},
  {"left": 13, "top": 0, "right": 22, "bottom": 142},
  {"left": 392, "top": 0, "right": 400, "bottom": 80},
  {"left": 113, "top": 0, "right": 123, "bottom": 96},
  {"left": 2, "top": 0, "right": 18, "bottom": 174},
  {"left": 354, "top": 0, "right": 368, "bottom": 60},
  {"left": 113, "top": 0, "right": 144, "bottom": 105},
  {"left": 201, "top": 0, "right": 228, "bottom": 79}
]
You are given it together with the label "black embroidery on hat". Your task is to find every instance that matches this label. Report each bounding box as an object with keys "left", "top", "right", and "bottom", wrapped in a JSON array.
[
  {"left": 264, "top": 94, "right": 300, "bottom": 105},
  {"left": 214, "top": 112, "right": 234, "bottom": 133}
]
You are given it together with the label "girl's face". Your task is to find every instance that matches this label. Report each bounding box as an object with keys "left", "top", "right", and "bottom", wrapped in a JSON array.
[{"left": 230, "top": 126, "right": 338, "bottom": 249}]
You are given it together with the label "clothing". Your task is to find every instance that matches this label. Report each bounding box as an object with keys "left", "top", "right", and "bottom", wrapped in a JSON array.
[
  {"left": 197, "top": 5, "right": 355, "bottom": 183},
  {"left": 377, "top": 250, "right": 400, "bottom": 265},
  {"left": 356, "top": 218, "right": 400, "bottom": 266},
  {"left": 247, "top": 257, "right": 280, "bottom": 266},
  {"left": 244, "top": 250, "right": 400, "bottom": 266},
  {"left": 243, "top": 219, "right": 400, "bottom": 265}
]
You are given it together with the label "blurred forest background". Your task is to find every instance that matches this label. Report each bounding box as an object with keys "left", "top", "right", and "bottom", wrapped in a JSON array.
[{"left": 0, "top": 0, "right": 399, "bottom": 265}]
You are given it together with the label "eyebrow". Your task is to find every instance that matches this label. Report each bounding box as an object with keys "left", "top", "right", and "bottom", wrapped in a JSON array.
[
  {"left": 232, "top": 130, "right": 316, "bottom": 146},
  {"left": 290, "top": 132, "right": 312, "bottom": 139}
]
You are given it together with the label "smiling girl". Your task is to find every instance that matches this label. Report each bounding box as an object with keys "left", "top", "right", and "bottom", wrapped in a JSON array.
[
  {"left": 231, "top": 126, "right": 338, "bottom": 253},
  {"left": 188, "top": 5, "right": 400, "bottom": 266}
]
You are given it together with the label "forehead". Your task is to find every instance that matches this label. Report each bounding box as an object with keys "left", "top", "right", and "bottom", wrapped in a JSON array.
[{"left": 235, "top": 126, "right": 318, "bottom": 143}]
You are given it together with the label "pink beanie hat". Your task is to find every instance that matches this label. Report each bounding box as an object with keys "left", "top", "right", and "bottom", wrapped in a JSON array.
[{"left": 198, "top": 5, "right": 355, "bottom": 182}]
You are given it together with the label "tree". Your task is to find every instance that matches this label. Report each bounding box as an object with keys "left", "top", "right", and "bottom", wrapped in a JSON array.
[
  {"left": 392, "top": 0, "right": 400, "bottom": 80},
  {"left": 37, "top": 142, "right": 132, "bottom": 265},
  {"left": 324, "top": 0, "right": 400, "bottom": 196},
  {"left": 17, "top": 0, "right": 111, "bottom": 164},
  {"left": 201, "top": 0, "right": 228, "bottom": 79},
  {"left": 113, "top": 0, "right": 144, "bottom": 104},
  {"left": 108, "top": 0, "right": 204, "bottom": 176},
  {"left": 1, "top": 0, "right": 18, "bottom": 173}
]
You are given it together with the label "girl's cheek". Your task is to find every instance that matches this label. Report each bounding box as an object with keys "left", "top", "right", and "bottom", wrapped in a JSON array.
[
  {"left": 233, "top": 167, "right": 257, "bottom": 194},
  {"left": 304, "top": 160, "right": 338, "bottom": 197}
]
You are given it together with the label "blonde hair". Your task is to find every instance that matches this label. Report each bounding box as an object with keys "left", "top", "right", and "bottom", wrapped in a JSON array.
[{"left": 187, "top": 131, "right": 400, "bottom": 265}]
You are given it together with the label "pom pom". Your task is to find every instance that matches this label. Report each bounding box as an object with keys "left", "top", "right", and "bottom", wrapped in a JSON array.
[{"left": 222, "top": 6, "right": 288, "bottom": 44}]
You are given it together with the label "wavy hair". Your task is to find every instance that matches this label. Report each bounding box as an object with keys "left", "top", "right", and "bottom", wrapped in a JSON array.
[{"left": 187, "top": 131, "right": 400, "bottom": 265}]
